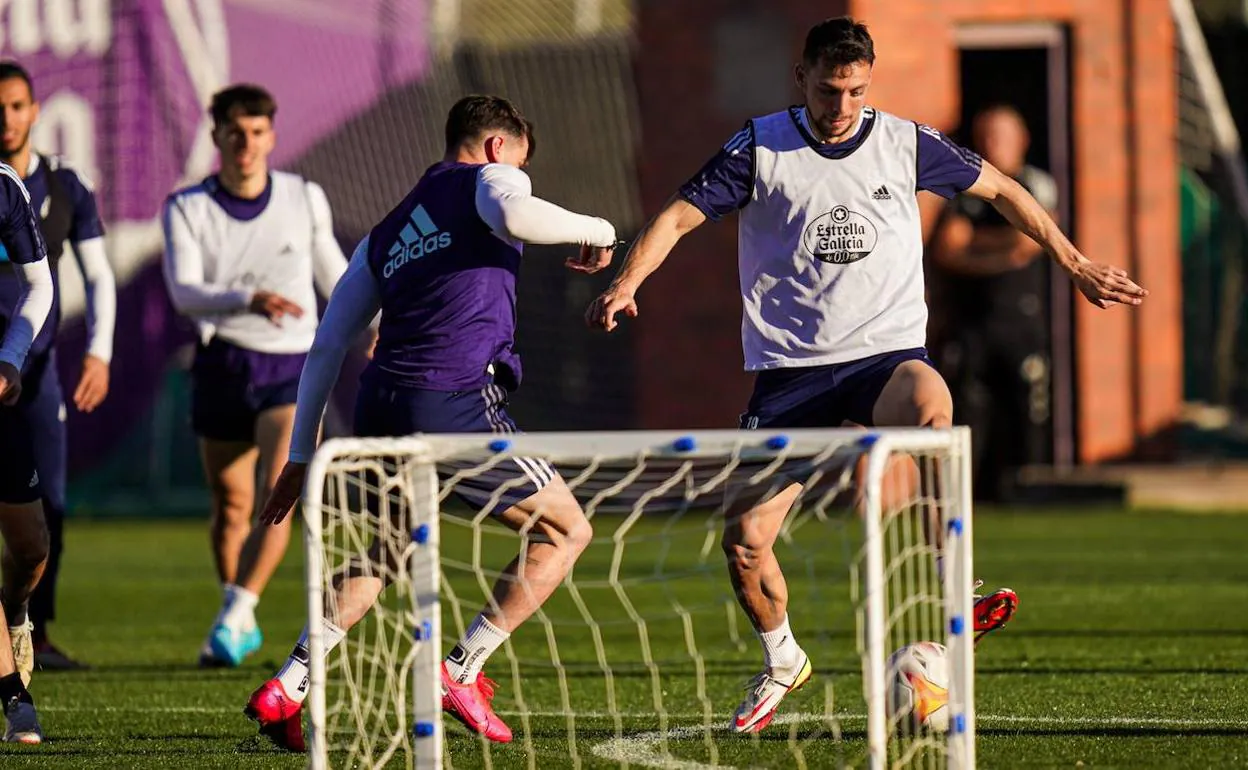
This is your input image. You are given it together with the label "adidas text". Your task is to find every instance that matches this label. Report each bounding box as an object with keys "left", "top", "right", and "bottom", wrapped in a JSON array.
[{"left": 384, "top": 232, "right": 452, "bottom": 277}]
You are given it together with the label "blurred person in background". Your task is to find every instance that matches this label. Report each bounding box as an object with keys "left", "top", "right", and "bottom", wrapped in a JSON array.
[
  {"left": 161, "top": 84, "right": 358, "bottom": 668},
  {"left": 0, "top": 61, "right": 115, "bottom": 671},
  {"left": 929, "top": 105, "right": 1058, "bottom": 500}
]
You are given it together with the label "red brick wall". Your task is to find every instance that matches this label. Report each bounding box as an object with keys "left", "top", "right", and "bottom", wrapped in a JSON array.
[
  {"left": 634, "top": 0, "right": 1182, "bottom": 462},
  {"left": 632, "top": 0, "right": 848, "bottom": 429}
]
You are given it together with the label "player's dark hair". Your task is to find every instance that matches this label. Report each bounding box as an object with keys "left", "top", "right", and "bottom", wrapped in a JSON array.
[
  {"left": 444, "top": 94, "right": 535, "bottom": 161},
  {"left": 0, "top": 61, "right": 35, "bottom": 100},
  {"left": 209, "top": 83, "right": 277, "bottom": 127},
  {"left": 803, "top": 16, "right": 875, "bottom": 69}
]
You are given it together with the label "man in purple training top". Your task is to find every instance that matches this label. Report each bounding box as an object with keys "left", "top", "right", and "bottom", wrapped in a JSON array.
[
  {"left": 588, "top": 16, "right": 1147, "bottom": 733},
  {"left": 242, "top": 94, "right": 619, "bottom": 751}
]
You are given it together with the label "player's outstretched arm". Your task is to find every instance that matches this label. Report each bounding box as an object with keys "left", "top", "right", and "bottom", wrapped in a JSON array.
[
  {"left": 586, "top": 195, "right": 706, "bottom": 331},
  {"left": 260, "top": 237, "right": 381, "bottom": 526},
  {"left": 475, "top": 164, "right": 620, "bottom": 274},
  {"left": 965, "top": 161, "right": 1148, "bottom": 309}
]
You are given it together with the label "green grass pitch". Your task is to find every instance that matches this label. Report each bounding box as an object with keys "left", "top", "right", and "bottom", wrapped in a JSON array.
[{"left": 2, "top": 507, "right": 1247, "bottom": 768}]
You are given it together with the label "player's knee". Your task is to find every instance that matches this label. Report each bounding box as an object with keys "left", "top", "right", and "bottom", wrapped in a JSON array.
[
  {"left": 565, "top": 516, "right": 593, "bottom": 558},
  {"left": 8, "top": 526, "right": 49, "bottom": 569},
  {"left": 721, "top": 532, "right": 765, "bottom": 572},
  {"left": 920, "top": 402, "right": 953, "bottom": 429},
  {"left": 211, "top": 492, "right": 253, "bottom": 529},
  {"left": 723, "top": 543, "right": 764, "bottom": 575}
]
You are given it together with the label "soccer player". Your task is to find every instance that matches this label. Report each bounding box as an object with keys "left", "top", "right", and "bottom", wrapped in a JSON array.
[
  {"left": 243, "top": 94, "right": 617, "bottom": 751},
  {"left": 162, "top": 84, "right": 356, "bottom": 667},
  {"left": 586, "top": 17, "right": 1147, "bottom": 733},
  {"left": 0, "top": 158, "right": 55, "bottom": 743},
  {"left": 0, "top": 62, "right": 117, "bottom": 671}
]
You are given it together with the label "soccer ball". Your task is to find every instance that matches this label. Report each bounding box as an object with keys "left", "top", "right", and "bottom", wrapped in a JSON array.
[{"left": 886, "top": 641, "right": 950, "bottom": 735}]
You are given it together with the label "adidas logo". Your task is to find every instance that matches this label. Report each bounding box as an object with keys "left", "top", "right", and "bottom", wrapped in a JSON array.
[
  {"left": 871, "top": 185, "right": 892, "bottom": 201},
  {"left": 279, "top": 243, "right": 295, "bottom": 255},
  {"left": 383, "top": 204, "right": 452, "bottom": 278}
]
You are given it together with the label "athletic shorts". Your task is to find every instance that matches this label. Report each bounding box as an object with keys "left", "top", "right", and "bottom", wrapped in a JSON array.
[
  {"left": 190, "top": 338, "right": 306, "bottom": 442},
  {"left": 740, "top": 348, "right": 935, "bottom": 430},
  {"left": 353, "top": 378, "right": 557, "bottom": 515},
  {"left": 0, "top": 351, "right": 54, "bottom": 504}
]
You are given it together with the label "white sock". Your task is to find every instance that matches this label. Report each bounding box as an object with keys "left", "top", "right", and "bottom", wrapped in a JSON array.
[
  {"left": 759, "top": 615, "right": 801, "bottom": 673},
  {"left": 444, "top": 614, "right": 510, "bottom": 684},
  {"left": 276, "top": 618, "right": 347, "bottom": 703},
  {"left": 219, "top": 585, "right": 259, "bottom": 632}
]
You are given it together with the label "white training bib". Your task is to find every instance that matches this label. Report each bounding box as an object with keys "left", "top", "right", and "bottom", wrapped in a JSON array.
[
  {"left": 167, "top": 171, "right": 326, "bottom": 353},
  {"left": 738, "top": 107, "right": 927, "bottom": 370}
]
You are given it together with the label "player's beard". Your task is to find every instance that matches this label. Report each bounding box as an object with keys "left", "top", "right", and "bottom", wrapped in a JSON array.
[
  {"left": 817, "top": 115, "right": 854, "bottom": 141},
  {"left": 0, "top": 127, "right": 29, "bottom": 161}
]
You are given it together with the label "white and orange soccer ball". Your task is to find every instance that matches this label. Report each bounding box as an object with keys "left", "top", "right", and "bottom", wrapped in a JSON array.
[{"left": 886, "top": 641, "right": 950, "bottom": 735}]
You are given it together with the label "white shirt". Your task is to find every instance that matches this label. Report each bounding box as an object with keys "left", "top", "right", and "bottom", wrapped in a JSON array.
[
  {"left": 161, "top": 171, "right": 348, "bottom": 353},
  {"left": 738, "top": 108, "right": 926, "bottom": 369}
]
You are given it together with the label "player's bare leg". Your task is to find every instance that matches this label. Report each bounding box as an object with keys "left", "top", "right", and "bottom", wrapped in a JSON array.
[
  {"left": 200, "top": 439, "right": 258, "bottom": 584},
  {"left": 721, "top": 482, "right": 813, "bottom": 733},
  {"left": 234, "top": 405, "right": 297, "bottom": 598},
  {"left": 248, "top": 475, "right": 592, "bottom": 748},
  {"left": 473, "top": 477, "right": 593, "bottom": 632},
  {"left": 198, "top": 438, "right": 259, "bottom": 666},
  {"left": 0, "top": 602, "right": 41, "bottom": 743},
  {"left": 872, "top": 360, "right": 1018, "bottom": 642},
  {"left": 0, "top": 501, "right": 48, "bottom": 690},
  {"left": 204, "top": 406, "right": 298, "bottom": 667}
]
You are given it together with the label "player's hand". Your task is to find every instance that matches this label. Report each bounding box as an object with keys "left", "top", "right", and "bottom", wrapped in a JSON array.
[
  {"left": 1069, "top": 261, "right": 1148, "bottom": 309},
  {"left": 73, "top": 354, "right": 110, "bottom": 413},
  {"left": 363, "top": 327, "right": 378, "bottom": 360},
  {"left": 565, "top": 242, "right": 619, "bottom": 275},
  {"left": 261, "top": 460, "right": 308, "bottom": 525},
  {"left": 249, "top": 290, "right": 305, "bottom": 327},
  {"left": 0, "top": 361, "right": 21, "bottom": 405},
  {"left": 585, "top": 285, "right": 638, "bottom": 332}
]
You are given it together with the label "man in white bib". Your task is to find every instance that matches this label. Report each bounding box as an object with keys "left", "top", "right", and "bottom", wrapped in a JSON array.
[
  {"left": 588, "top": 16, "right": 1147, "bottom": 733},
  {"left": 162, "top": 84, "right": 361, "bottom": 668}
]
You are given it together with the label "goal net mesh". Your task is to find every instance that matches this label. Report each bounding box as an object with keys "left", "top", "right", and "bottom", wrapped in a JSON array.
[{"left": 304, "top": 429, "right": 974, "bottom": 769}]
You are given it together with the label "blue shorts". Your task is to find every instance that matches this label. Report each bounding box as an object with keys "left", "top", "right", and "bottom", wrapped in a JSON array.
[
  {"left": 0, "top": 351, "right": 56, "bottom": 504},
  {"left": 740, "top": 348, "right": 934, "bottom": 430},
  {"left": 354, "top": 378, "right": 557, "bottom": 514},
  {"left": 190, "top": 338, "right": 306, "bottom": 442}
]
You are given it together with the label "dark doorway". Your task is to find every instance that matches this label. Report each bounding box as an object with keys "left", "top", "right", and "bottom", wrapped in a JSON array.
[{"left": 945, "top": 24, "right": 1074, "bottom": 494}]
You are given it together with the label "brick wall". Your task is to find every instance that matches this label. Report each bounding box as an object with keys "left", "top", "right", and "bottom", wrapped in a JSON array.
[{"left": 634, "top": 0, "right": 1181, "bottom": 462}]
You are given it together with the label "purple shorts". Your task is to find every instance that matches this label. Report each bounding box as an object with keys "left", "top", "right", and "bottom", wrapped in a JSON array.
[
  {"left": 740, "top": 348, "right": 935, "bottom": 429},
  {"left": 190, "top": 338, "right": 306, "bottom": 442},
  {"left": 0, "top": 351, "right": 57, "bottom": 504},
  {"left": 353, "top": 376, "right": 557, "bottom": 515}
]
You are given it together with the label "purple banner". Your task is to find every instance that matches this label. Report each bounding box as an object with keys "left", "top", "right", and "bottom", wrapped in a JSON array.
[{"left": 0, "top": 0, "right": 429, "bottom": 476}]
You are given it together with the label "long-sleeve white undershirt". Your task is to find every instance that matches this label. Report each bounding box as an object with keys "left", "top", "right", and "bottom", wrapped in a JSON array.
[
  {"left": 71, "top": 236, "right": 116, "bottom": 363},
  {"left": 0, "top": 258, "right": 54, "bottom": 370}
]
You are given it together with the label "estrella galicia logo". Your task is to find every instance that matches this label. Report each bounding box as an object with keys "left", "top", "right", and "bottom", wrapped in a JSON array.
[{"left": 802, "top": 205, "right": 878, "bottom": 264}]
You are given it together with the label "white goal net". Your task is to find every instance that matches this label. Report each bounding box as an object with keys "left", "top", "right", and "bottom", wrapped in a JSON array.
[{"left": 303, "top": 428, "right": 975, "bottom": 769}]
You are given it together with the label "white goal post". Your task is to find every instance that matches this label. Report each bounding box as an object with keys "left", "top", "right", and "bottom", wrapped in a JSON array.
[{"left": 302, "top": 428, "right": 975, "bottom": 769}]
